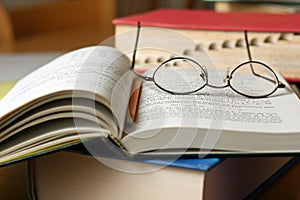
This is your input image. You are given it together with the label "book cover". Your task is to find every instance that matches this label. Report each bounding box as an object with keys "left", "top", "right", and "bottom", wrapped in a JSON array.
[
  {"left": 113, "top": 8, "right": 300, "bottom": 32},
  {"left": 245, "top": 156, "right": 300, "bottom": 199}
]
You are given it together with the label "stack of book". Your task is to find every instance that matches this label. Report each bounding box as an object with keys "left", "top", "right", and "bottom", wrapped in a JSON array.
[{"left": 1, "top": 9, "right": 300, "bottom": 199}]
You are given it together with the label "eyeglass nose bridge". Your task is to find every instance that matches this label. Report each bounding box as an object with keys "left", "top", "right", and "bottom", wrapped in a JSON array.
[
  {"left": 131, "top": 69, "right": 154, "bottom": 82},
  {"left": 205, "top": 70, "right": 232, "bottom": 89}
]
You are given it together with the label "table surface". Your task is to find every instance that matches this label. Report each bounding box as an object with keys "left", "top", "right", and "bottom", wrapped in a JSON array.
[{"left": 0, "top": 52, "right": 62, "bottom": 81}]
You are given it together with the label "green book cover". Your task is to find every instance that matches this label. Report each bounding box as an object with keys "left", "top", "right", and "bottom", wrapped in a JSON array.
[{"left": 0, "top": 81, "right": 15, "bottom": 100}]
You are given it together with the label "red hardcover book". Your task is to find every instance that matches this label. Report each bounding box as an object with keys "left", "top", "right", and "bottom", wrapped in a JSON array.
[
  {"left": 113, "top": 9, "right": 300, "bottom": 82},
  {"left": 113, "top": 8, "right": 300, "bottom": 33}
]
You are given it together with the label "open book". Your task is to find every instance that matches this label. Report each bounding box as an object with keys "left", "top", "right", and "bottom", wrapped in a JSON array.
[{"left": 1, "top": 45, "right": 300, "bottom": 165}]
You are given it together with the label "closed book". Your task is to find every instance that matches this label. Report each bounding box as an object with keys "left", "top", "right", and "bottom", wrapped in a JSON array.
[
  {"left": 113, "top": 8, "right": 300, "bottom": 32},
  {"left": 32, "top": 151, "right": 291, "bottom": 200},
  {"left": 113, "top": 9, "right": 300, "bottom": 82}
]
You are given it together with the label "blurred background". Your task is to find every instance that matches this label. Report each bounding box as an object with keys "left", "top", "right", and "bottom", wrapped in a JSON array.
[
  {"left": 0, "top": 0, "right": 210, "bottom": 52},
  {"left": 1, "top": 0, "right": 298, "bottom": 53}
]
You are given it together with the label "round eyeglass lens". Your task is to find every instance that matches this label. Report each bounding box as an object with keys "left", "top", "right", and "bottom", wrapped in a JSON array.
[
  {"left": 229, "top": 61, "right": 279, "bottom": 97},
  {"left": 153, "top": 57, "right": 207, "bottom": 94}
]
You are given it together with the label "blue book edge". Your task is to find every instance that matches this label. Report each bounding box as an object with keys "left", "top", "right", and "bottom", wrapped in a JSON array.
[{"left": 144, "top": 158, "right": 222, "bottom": 172}]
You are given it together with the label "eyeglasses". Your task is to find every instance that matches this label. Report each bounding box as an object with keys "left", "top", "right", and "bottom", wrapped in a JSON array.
[{"left": 131, "top": 22, "right": 285, "bottom": 98}]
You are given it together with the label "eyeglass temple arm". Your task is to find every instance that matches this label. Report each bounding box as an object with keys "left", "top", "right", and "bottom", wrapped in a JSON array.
[
  {"left": 131, "top": 21, "right": 140, "bottom": 70},
  {"left": 131, "top": 21, "right": 154, "bottom": 82},
  {"left": 244, "top": 31, "right": 285, "bottom": 88}
]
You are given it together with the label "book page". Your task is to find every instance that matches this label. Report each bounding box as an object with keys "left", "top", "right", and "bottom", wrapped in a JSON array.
[
  {"left": 0, "top": 46, "right": 133, "bottom": 135},
  {"left": 0, "top": 98, "right": 117, "bottom": 143},
  {"left": 126, "top": 67, "right": 300, "bottom": 135},
  {"left": 0, "top": 118, "right": 108, "bottom": 164}
]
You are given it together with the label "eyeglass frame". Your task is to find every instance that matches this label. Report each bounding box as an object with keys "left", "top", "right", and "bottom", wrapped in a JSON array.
[{"left": 130, "top": 21, "right": 285, "bottom": 98}]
